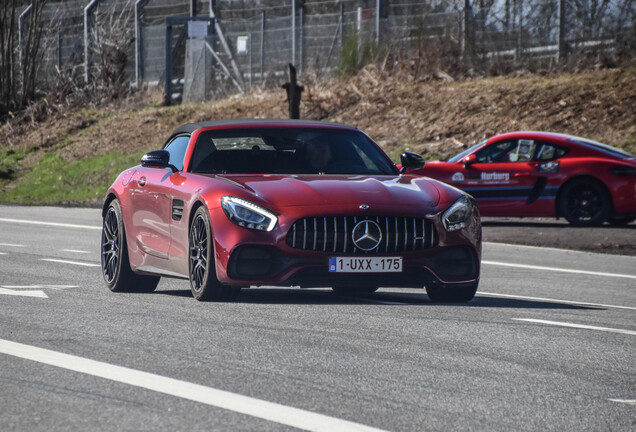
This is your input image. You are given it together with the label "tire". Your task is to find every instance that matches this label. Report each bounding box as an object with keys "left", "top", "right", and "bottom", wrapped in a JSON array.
[
  {"left": 558, "top": 178, "right": 610, "bottom": 227},
  {"left": 426, "top": 281, "right": 479, "bottom": 303},
  {"left": 331, "top": 286, "right": 379, "bottom": 295},
  {"left": 609, "top": 216, "right": 635, "bottom": 226},
  {"left": 189, "top": 206, "right": 240, "bottom": 301},
  {"left": 101, "top": 199, "right": 160, "bottom": 293}
]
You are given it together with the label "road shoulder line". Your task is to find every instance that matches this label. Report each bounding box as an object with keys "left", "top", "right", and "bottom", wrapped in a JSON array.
[{"left": 0, "top": 338, "right": 387, "bottom": 432}]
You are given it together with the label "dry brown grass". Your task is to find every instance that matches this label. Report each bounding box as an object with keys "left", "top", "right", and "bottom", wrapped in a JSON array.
[{"left": 1, "top": 66, "right": 634, "bottom": 175}]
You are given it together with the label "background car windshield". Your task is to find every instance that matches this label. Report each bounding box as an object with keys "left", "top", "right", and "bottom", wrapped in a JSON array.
[
  {"left": 447, "top": 142, "right": 484, "bottom": 163},
  {"left": 189, "top": 128, "right": 397, "bottom": 175}
]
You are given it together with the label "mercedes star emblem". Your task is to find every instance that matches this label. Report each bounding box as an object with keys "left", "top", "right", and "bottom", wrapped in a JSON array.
[{"left": 352, "top": 220, "right": 382, "bottom": 251}]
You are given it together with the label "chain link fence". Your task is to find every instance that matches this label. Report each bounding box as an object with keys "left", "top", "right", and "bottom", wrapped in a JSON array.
[{"left": 6, "top": 0, "right": 636, "bottom": 106}]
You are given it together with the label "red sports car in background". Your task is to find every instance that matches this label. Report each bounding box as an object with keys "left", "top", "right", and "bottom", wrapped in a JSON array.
[
  {"left": 409, "top": 132, "right": 636, "bottom": 226},
  {"left": 101, "top": 120, "right": 481, "bottom": 302}
]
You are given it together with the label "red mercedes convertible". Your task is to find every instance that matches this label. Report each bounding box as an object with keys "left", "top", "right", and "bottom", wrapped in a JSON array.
[
  {"left": 411, "top": 132, "right": 636, "bottom": 226},
  {"left": 101, "top": 120, "right": 481, "bottom": 302}
]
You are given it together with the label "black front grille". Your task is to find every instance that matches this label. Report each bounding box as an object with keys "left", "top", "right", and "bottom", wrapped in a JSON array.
[{"left": 286, "top": 216, "right": 437, "bottom": 253}]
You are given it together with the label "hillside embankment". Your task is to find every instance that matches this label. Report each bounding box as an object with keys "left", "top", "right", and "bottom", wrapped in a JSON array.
[{"left": 0, "top": 66, "right": 634, "bottom": 206}]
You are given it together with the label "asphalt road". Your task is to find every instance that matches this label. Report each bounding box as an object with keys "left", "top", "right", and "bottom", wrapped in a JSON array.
[
  {"left": 481, "top": 217, "right": 636, "bottom": 256},
  {"left": 1, "top": 205, "right": 635, "bottom": 431}
]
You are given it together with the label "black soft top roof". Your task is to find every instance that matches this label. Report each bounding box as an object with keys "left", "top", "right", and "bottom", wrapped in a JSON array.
[{"left": 168, "top": 118, "right": 357, "bottom": 140}]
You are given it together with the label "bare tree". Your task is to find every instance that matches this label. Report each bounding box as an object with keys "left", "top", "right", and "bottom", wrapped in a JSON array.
[{"left": 0, "top": 0, "right": 48, "bottom": 118}]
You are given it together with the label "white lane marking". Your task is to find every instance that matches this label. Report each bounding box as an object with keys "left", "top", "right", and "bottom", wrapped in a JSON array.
[
  {"left": 513, "top": 318, "right": 636, "bottom": 336},
  {"left": 0, "top": 288, "right": 48, "bottom": 298},
  {"left": 608, "top": 399, "right": 636, "bottom": 405},
  {"left": 61, "top": 249, "right": 90, "bottom": 254},
  {"left": 0, "top": 252, "right": 6, "bottom": 255},
  {"left": 483, "top": 260, "right": 636, "bottom": 280},
  {"left": 0, "top": 339, "right": 388, "bottom": 432},
  {"left": 479, "top": 292, "right": 636, "bottom": 311},
  {"left": 484, "top": 241, "right": 599, "bottom": 255},
  {"left": 40, "top": 258, "right": 100, "bottom": 267},
  {"left": 0, "top": 243, "right": 25, "bottom": 247},
  {"left": 0, "top": 218, "right": 100, "bottom": 231},
  {"left": 1, "top": 285, "right": 78, "bottom": 290}
]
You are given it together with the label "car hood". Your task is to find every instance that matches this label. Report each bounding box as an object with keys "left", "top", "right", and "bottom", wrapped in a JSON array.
[{"left": 216, "top": 174, "right": 443, "bottom": 213}]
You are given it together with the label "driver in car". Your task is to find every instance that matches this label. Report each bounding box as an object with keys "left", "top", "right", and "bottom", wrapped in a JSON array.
[{"left": 305, "top": 137, "right": 333, "bottom": 173}]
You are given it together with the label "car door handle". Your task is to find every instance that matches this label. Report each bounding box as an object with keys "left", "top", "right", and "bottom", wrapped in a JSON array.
[{"left": 137, "top": 176, "right": 147, "bottom": 187}]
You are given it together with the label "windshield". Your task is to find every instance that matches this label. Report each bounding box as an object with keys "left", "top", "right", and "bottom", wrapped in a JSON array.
[
  {"left": 189, "top": 127, "right": 398, "bottom": 175},
  {"left": 447, "top": 141, "right": 485, "bottom": 163}
]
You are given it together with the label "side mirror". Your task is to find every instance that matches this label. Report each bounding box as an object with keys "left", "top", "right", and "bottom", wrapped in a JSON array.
[
  {"left": 141, "top": 150, "right": 178, "bottom": 173},
  {"left": 463, "top": 154, "right": 476, "bottom": 168},
  {"left": 399, "top": 151, "right": 425, "bottom": 173}
]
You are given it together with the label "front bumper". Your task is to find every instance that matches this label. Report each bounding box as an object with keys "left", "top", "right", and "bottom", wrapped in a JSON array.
[
  {"left": 209, "top": 202, "right": 481, "bottom": 289},
  {"left": 224, "top": 243, "right": 480, "bottom": 288}
]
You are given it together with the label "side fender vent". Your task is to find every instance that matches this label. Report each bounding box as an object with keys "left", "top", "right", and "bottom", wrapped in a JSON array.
[{"left": 172, "top": 199, "right": 184, "bottom": 221}]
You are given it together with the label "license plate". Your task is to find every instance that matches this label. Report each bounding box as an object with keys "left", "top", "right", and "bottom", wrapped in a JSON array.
[{"left": 329, "top": 257, "right": 402, "bottom": 273}]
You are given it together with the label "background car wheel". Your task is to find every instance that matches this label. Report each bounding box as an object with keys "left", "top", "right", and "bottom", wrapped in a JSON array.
[
  {"left": 189, "top": 207, "right": 240, "bottom": 301},
  {"left": 331, "top": 286, "right": 379, "bottom": 295},
  {"left": 558, "top": 178, "right": 610, "bottom": 227},
  {"left": 101, "top": 199, "right": 160, "bottom": 293},
  {"left": 426, "top": 281, "right": 478, "bottom": 303}
]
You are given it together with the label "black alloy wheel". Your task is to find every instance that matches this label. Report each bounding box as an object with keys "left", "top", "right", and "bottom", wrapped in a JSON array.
[
  {"left": 558, "top": 179, "right": 610, "bottom": 227},
  {"left": 189, "top": 206, "right": 240, "bottom": 301},
  {"left": 101, "top": 199, "right": 159, "bottom": 293},
  {"left": 102, "top": 205, "right": 120, "bottom": 285}
]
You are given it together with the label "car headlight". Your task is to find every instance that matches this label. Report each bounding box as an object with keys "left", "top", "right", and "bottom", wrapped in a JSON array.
[
  {"left": 442, "top": 195, "right": 473, "bottom": 232},
  {"left": 221, "top": 196, "right": 277, "bottom": 232}
]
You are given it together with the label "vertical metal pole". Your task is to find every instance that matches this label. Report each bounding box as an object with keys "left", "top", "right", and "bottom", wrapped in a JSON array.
[
  {"left": 57, "top": 31, "right": 62, "bottom": 70},
  {"left": 190, "top": 0, "right": 197, "bottom": 17},
  {"left": 19, "top": 6, "right": 32, "bottom": 80},
  {"left": 558, "top": 0, "right": 566, "bottom": 63},
  {"left": 291, "top": 0, "right": 296, "bottom": 65},
  {"left": 260, "top": 11, "right": 265, "bottom": 84},
  {"left": 375, "top": 0, "right": 380, "bottom": 44},
  {"left": 84, "top": 7, "right": 89, "bottom": 82},
  {"left": 84, "top": 0, "right": 100, "bottom": 84},
  {"left": 516, "top": 0, "right": 523, "bottom": 63},
  {"left": 299, "top": 6, "right": 303, "bottom": 74},
  {"left": 165, "top": 22, "right": 173, "bottom": 105},
  {"left": 249, "top": 32, "right": 252, "bottom": 89},
  {"left": 135, "top": 0, "right": 143, "bottom": 88},
  {"left": 357, "top": 7, "right": 361, "bottom": 55},
  {"left": 339, "top": 1, "right": 343, "bottom": 49}
]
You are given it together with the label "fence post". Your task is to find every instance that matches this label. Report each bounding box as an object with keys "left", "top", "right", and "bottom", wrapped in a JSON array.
[
  {"left": 57, "top": 31, "right": 61, "bottom": 70},
  {"left": 135, "top": 0, "right": 146, "bottom": 88},
  {"left": 357, "top": 6, "right": 361, "bottom": 54},
  {"left": 557, "top": 0, "right": 566, "bottom": 63},
  {"left": 339, "top": 1, "right": 343, "bottom": 49},
  {"left": 260, "top": 11, "right": 265, "bottom": 84},
  {"left": 375, "top": 0, "right": 380, "bottom": 44},
  {"left": 291, "top": 0, "right": 296, "bottom": 66},
  {"left": 463, "top": 0, "right": 471, "bottom": 65},
  {"left": 516, "top": 0, "right": 524, "bottom": 64},
  {"left": 18, "top": 5, "right": 32, "bottom": 80},
  {"left": 84, "top": 0, "right": 100, "bottom": 84},
  {"left": 165, "top": 20, "right": 172, "bottom": 105},
  {"left": 249, "top": 32, "right": 252, "bottom": 89},
  {"left": 299, "top": 6, "right": 303, "bottom": 74}
]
